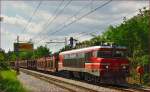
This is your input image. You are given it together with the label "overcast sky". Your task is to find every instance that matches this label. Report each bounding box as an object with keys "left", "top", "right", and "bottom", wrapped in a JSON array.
[{"left": 1, "top": 0, "right": 149, "bottom": 53}]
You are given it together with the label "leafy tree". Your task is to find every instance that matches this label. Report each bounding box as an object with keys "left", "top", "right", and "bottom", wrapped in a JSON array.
[
  {"left": 0, "top": 50, "right": 9, "bottom": 70},
  {"left": 0, "top": 53, "right": 5, "bottom": 61},
  {"left": 6, "top": 51, "right": 17, "bottom": 61},
  {"left": 18, "top": 51, "right": 33, "bottom": 60},
  {"left": 35, "top": 46, "right": 51, "bottom": 58}
]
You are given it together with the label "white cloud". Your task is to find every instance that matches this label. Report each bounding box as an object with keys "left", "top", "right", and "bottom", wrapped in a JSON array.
[
  {"left": 111, "top": 1, "right": 149, "bottom": 13},
  {"left": 11, "top": 1, "right": 32, "bottom": 11},
  {"left": 1, "top": 28, "right": 16, "bottom": 52},
  {"left": 2, "top": 15, "right": 46, "bottom": 34},
  {"left": 2, "top": 15, "right": 27, "bottom": 27},
  {"left": 37, "top": 10, "right": 53, "bottom": 21}
]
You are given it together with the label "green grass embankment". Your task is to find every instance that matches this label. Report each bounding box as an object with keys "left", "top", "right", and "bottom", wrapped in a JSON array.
[{"left": 0, "top": 70, "right": 26, "bottom": 92}]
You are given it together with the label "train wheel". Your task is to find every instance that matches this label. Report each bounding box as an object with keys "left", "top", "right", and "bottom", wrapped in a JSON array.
[
  {"left": 94, "top": 76, "right": 98, "bottom": 84},
  {"left": 79, "top": 72, "right": 84, "bottom": 80},
  {"left": 88, "top": 74, "right": 92, "bottom": 82},
  {"left": 84, "top": 73, "right": 88, "bottom": 81},
  {"left": 69, "top": 71, "right": 74, "bottom": 78}
]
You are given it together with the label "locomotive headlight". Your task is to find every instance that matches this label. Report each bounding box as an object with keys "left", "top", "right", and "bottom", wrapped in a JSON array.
[
  {"left": 105, "top": 65, "right": 109, "bottom": 69},
  {"left": 123, "top": 65, "right": 126, "bottom": 69}
]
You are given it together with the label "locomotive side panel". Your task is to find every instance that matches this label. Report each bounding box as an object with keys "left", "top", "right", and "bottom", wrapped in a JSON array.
[{"left": 61, "top": 52, "right": 85, "bottom": 72}]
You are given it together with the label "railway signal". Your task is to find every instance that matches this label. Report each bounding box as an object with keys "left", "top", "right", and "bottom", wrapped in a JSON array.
[
  {"left": 69, "top": 37, "right": 78, "bottom": 48},
  {"left": 136, "top": 66, "right": 144, "bottom": 84}
]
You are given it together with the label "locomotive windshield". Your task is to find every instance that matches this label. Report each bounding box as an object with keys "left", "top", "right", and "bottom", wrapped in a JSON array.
[
  {"left": 97, "top": 50, "right": 127, "bottom": 58},
  {"left": 113, "top": 50, "right": 127, "bottom": 58},
  {"left": 97, "top": 51, "right": 112, "bottom": 58}
]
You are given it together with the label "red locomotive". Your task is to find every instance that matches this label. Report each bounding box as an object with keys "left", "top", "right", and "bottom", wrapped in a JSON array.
[
  {"left": 59, "top": 45, "right": 129, "bottom": 84},
  {"left": 12, "top": 45, "right": 130, "bottom": 85}
]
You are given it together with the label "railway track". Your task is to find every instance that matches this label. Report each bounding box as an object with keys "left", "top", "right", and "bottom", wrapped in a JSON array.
[{"left": 20, "top": 68, "right": 147, "bottom": 92}]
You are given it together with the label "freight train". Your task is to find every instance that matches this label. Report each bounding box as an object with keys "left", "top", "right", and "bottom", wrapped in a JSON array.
[{"left": 10, "top": 45, "right": 130, "bottom": 85}]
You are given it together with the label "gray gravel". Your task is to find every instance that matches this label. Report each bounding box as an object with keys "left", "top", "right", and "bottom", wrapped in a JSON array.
[{"left": 18, "top": 72, "right": 70, "bottom": 92}]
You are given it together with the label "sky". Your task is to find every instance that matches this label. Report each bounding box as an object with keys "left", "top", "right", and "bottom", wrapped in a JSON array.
[{"left": 0, "top": 0, "right": 149, "bottom": 53}]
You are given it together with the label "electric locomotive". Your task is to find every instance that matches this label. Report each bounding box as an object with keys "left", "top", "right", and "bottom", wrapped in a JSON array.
[{"left": 59, "top": 45, "right": 129, "bottom": 84}]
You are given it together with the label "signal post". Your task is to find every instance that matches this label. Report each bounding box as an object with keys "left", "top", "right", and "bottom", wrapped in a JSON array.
[{"left": 16, "top": 36, "right": 20, "bottom": 74}]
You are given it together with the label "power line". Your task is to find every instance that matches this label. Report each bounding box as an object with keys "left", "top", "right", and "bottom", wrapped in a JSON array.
[
  {"left": 36, "top": 1, "right": 146, "bottom": 50},
  {"left": 31, "top": 0, "right": 64, "bottom": 40},
  {"left": 33, "top": 1, "right": 95, "bottom": 43},
  {"left": 32, "top": 0, "right": 72, "bottom": 40},
  {"left": 75, "top": 9, "right": 140, "bottom": 39},
  {"left": 50, "top": 0, "right": 112, "bottom": 35},
  {"left": 36, "top": 0, "right": 112, "bottom": 44},
  {"left": 34, "top": 1, "right": 95, "bottom": 44},
  {"left": 22, "top": 1, "right": 42, "bottom": 34},
  {"left": 36, "top": 0, "right": 99, "bottom": 47},
  {"left": 62, "top": 1, "right": 96, "bottom": 26}
]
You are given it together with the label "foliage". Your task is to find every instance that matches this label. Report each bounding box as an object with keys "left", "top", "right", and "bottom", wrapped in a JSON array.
[
  {"left": 34, "top": 46, "right": 51, "bottom": 58},
  {"left": 0, "top": 50, "right": 5, "bottom": 61},
  {"left": 0, "top": 70, "right": 26, "bottom": 92},
  {"left": 0, "top": 53, "right": 5, "bottom": 61},
  {"left": 142, "top": 73, "right": 150, "bottom": 85},
  {"left": 0, "top": 62, "right": 9, "bottom": 70},
  {"left": 0, "top": 50, "right": 10, "bottom": 70},
  {"left": 6, "top": 51, "right": 17, "bottom": 61}
]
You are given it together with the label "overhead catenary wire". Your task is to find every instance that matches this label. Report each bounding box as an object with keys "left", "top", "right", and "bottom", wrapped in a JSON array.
[
  {"left": 75, "top": 9, "right": 141, "bottom": 39},
  {"left": 58, "top": 5, "right": 147, "bottom": 40},
  {"left": 22, "top": 1, "right": 42, "bottom": 34},
  {"left": 38, "top": 0, "right": 139, "bottom": 46},
  {"left": 31, "top": 0, "right": 64, "bottom": 40},
  {"left": 57, "top": 9, "right": 140, "bottom": 44},
  {"left": 37, "top": 0, "right": 102, "bottom": 47},
  {"left": 36, "top": 0, "right": 112, "bottom": 44},
  {"left": 70, "top": 4, "right": 149, "bottom": 39},
  {"left": 33, "top": 0, "right": 97, "bottom": 44},
  {"left": 36, "top": 2, "right": 148, "bottom": 52},
  {"left": 49, "top": 0, "right": 112, "bottom": 35},
  {"left": 32, "top": 0, "right": 72, "bottom": 40}
]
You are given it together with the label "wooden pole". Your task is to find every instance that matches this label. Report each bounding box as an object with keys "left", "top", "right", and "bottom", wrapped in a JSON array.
[
  {"left": 148, "top": 0, "right": 150, "bottom": 75},
  {"left": 16, "top": 36, "right": 20, "bottom": 74},
  {"left": 140, "top": 74, "right": 142, "bottom": 84},
  {"left": 0, "top": 17, "right": 3, "bottom": 50}
]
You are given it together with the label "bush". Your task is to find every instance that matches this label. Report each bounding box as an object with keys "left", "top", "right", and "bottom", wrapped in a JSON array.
[
  {"left": 0, "top": 70, "right": 26, "bottom": 92},
  {"left": 0, "top": 62, "right": 9, "bottom": 70},
  {"left": 142, "top": 73, "right": 150, "bottom": 85}
]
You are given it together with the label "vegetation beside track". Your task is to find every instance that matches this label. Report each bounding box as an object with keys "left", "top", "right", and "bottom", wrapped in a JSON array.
[
  {"left": 0, "top": 51, "right": 26, "bottom": 92},
  {"left": 0, "top": 70, "right": 26, "bottom": 92}
]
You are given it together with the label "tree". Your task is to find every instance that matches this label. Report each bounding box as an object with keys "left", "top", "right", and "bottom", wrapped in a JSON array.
[
  {"left": 0, "top": 52, "right": 5, "bottom": 61},
  {"left": 35, "top": 46, "right": 50, "bottom": 58},
  {"left": 6, "top": 51, "right": 17, "bottom": 61},
  {"left": 0, "top": 50, "right": 9, "bottom": 70}
]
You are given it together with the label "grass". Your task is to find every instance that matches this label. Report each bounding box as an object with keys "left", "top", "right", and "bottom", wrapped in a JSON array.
[{"left": 0, "top": 70, "right": 26, "bottom": 92}]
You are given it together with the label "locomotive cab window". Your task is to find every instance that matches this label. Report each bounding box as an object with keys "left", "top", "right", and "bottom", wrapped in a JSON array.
[
  {"left": 113, "top": 50, "right": 127, "bottom": 58},
  {"left": 97, "top": 50, "right": 127, "bottom": 58},
  {"left": 85, "top": 52, "right": 92, "bottom": 62},
  {"left": 97, "top": 51, "right": 112, "bottom": 58},
  {"left": 92, "top": 51, "right": 97, "bottom": 57}
]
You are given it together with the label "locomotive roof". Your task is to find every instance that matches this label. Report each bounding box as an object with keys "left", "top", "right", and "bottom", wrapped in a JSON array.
[{"left": 59, "top": 46, "right": 127, "bottom": 55}]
